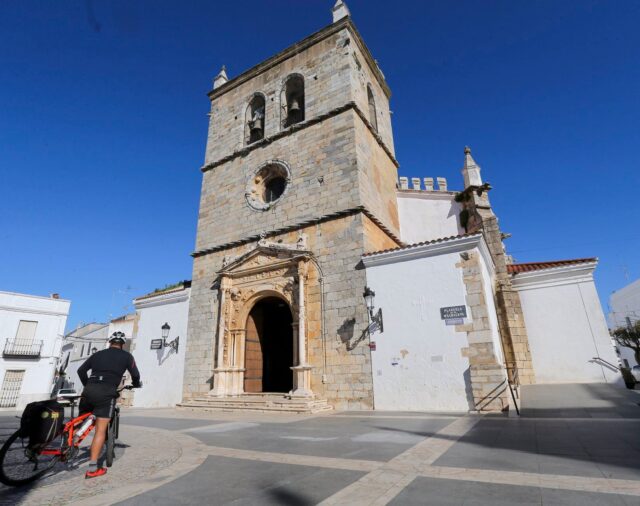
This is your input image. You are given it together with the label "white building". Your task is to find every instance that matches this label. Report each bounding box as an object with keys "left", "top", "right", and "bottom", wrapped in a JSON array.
[
  {"left": 362, "top": 150, "right": 621, "bottom": 412},
  {"left": 63, "top": 322, "right": 109, "bottom": 389},
  {"left": 510, "top": 259, "right": 619, "bottom": 384},
  {"left": 108, "top": 313, "right": 136, "bottom": 351},
  {"left": 0, "top": 291, "right": 70, "bottom": 409},
  {"left": 130, "top": 282, "right": 191, "bottom": 408},
  {"left": 363, "top": 234, "right": 500, "bottom": 411},
  {"left": 608, "top": 278, "right": 640, "bottom": 368}
]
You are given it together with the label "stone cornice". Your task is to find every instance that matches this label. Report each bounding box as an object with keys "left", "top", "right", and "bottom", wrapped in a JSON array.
[
  {"left": 191, "top": 206, "right": 402, "bottom": 258},
  {"left": 510, "top": 261, "right": 598, "bottom": 291},
  {"left": 207, "top": 18, "right": 390, "bottom": 100},
  {"left": 0, "top": 305, "right": 69, "bottom": 318},
  {"left": 133, "top": 287, "right": 191, "bottom": 309},
  {"left": 201, "top": 101, "right": 399, "bottom": 174},
  {"left": 396, "top": 190, "right": 458, "bottom": 201},
  {"left": 361, "top": 233, "right": 489, "bottom": 268}
]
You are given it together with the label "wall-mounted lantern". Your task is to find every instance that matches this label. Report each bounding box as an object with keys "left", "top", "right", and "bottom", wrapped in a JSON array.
[
  {"left": 162, "top": 322, "right": 179, "bottom": 353},
  {"left": 363, "top": 287, "right": 384, "bottom": 333}
]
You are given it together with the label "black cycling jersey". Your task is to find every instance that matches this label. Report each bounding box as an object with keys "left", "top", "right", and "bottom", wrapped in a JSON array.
[{"left": 78, "top": 347, "right": 141, "bottom": 388}]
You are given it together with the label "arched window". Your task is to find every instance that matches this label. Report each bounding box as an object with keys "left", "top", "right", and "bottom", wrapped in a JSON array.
[
  {"left": 367, "top": 85, "right": 378, "bottom": 133},
  {"left": 281, "top": 74, "right": 305, "bottom": 128},
  {"left": 245, "top": 94, "right": 266, "bottom": 144}
]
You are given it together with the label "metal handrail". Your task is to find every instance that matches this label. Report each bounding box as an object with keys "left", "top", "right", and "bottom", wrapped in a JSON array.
[
  {"left": 591, "top": 356, "right": 621, "bottom": 371},
  {"left": 3, "top": 339, "right": 44, "bottom": 357},
  {"left": 505, "top": 362, "right": 520, "bottom": 416}
]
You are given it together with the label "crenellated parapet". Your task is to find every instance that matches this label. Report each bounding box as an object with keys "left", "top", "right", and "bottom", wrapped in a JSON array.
[{"left": 398, "top": 176, "right": 452, "bottom": 192}]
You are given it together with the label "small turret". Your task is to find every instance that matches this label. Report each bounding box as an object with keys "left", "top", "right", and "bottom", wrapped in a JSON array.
[
  {"left": 213, "top": 65, "right": 228, "bottom": 89},
  {"left": 332, "top": 0, "right": 350, "bottom": 23},
  {"left": 462, "top": 146, "right": 483, "bottom": 188}
]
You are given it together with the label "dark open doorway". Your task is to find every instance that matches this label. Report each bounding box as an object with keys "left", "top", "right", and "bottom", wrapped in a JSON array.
[{"left": 244, "top": 297, "right": 293, "bottom": 393}]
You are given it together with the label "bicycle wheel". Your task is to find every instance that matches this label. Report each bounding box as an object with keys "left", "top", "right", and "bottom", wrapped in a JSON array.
[
  {"left": 0, "top": 430, "right": 61, "bottom": 487},
  {"left": 105, "top": 418, "right": 115, "bottom": 468}
]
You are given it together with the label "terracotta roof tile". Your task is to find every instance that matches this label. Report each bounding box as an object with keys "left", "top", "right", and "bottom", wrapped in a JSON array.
[
  {"left": 508, "top": 258, "right": 597, "bottom": 274},
  {"left": 363, "top": 233, "right": 480, "bottom": 257}
]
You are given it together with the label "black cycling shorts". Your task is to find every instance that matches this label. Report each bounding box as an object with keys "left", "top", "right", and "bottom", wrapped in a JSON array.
[{"left": 79, "top": 383, "right": 117, "bottom": 419}]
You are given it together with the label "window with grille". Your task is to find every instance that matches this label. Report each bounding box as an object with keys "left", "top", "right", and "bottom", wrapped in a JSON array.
[{"left": 0, "top": 370, "right": 25, "bottom": 407}]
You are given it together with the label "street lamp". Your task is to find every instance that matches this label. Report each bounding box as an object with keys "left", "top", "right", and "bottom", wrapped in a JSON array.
[
  {"left": 162, "top": 322, "right": 179, "bottom": 353},
  {"left": 363, "top": 287, "right": 375, "bottom": 312},
  {"left": 161, "top": 323, "right": 171, "bottom": 341},
  {"left": 363, "top": 286, "right": 383, "bottom": 333}
]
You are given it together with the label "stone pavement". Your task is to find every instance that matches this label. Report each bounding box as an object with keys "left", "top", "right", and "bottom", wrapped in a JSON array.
[{"left": 0, "top": 389, "right": 638, "bottom": 505}]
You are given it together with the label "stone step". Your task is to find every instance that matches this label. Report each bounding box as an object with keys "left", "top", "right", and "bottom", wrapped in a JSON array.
[
  {"left": 178, "top": 395, "right": 333, "bottom": 414},
  {"left": 185, "top": 398, "right": 331, "bottom": 409}
]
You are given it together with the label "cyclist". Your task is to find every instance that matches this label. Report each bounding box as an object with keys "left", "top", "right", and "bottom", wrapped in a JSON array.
[{"left": 77, "top": 331, "right": 141, "bottom": 479}]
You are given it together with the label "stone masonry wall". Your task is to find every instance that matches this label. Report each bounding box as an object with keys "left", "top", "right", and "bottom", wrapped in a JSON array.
[
  {"left": 457, "top": 250, "right": 509, "bottom": 412},
  {"left": 362, "top": 214, "right": 399, "bottom": 253},
  {"left": 466, "top": 198, "right": 535, "bottom": 385},
  {"left": 355, "top": 117, "right": 400, "bottom": 235},
  {"left": 196, "top": 112, "right": 361, "bottom": 252},
  {"left": 349, "top": 36, "right": 395, "bottom": 154},
  {"left": 184, "top": 213, "right": 375, "bottom": 409},
  {"left": 205, "top": 28, "right": 352, "bottom": 165}
]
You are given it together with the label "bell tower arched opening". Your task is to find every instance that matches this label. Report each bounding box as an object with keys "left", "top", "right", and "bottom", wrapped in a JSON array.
[{"left": 244, "top": 296, "right": 294, "bottom": 393}]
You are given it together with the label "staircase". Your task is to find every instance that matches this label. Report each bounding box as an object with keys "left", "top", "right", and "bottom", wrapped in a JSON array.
[{"left": 178, "top": 393, "right": 333, "bottom": 414}]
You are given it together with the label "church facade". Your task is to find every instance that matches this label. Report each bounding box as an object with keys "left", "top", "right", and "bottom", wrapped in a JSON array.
[{"left": 182, "top": 2, "right": 619, "bottom": 412}]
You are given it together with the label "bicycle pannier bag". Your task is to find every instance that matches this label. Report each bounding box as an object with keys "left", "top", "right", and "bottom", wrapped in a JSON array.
[{"left": 19, "top": 400, "right": 64, "bottom": 449}]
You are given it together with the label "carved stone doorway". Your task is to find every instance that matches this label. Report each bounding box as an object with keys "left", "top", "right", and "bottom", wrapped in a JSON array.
[{"left": 244, "top": 297, "right": 293, "bottom": 393}]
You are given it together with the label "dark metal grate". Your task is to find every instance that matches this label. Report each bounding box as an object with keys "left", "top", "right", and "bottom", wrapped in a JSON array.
[{"left": 0, "top": 370, "right": 24, "bottom": 407}]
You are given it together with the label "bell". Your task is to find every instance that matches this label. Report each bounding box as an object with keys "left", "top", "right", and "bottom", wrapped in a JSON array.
[
  {"left": 250, "top": 117, "right": 263, "bottom": 134},
  {"left": 288, "top": 97, "right": 301, "bottom": 113}
]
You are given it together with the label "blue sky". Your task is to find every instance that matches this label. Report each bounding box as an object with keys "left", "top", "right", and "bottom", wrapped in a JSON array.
[{"left": 1, "top": 1, "right": 638, "bottom": 331}]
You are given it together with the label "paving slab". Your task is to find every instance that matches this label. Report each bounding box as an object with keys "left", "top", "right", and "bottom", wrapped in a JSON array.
[
  {"left": 389, "top": 476, "right": 634, "bottom": 506},
  {"left": 521, "top": 384, "right": 640, "bottom": 418},
  {"left": 434, "top": 417, "right": 640, "bottom": 480},
  {"left": 121, "top": 416, "right": 222, "bottom": 431},
  {"left": 1, "top": 406, "right": 639, "bottom": 505},
  {"left": 183, "top": 415, "right": 453, "bottom": 462},
  {"left": 116, "top": 455, "right": 365, "bottom": 506}
]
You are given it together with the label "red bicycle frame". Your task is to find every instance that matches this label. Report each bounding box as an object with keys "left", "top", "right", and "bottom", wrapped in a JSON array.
[{"left": 39, "top": 412, "right": 95, "bottom": 458}]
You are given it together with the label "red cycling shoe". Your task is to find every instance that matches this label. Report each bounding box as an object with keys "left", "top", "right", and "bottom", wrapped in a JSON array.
[{"left": 85, "top": 467, "right": 107, "bottom": 479}]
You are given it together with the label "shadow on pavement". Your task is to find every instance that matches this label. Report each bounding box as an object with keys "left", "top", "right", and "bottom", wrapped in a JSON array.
[
  {"left": 370, "top": 383, "right": 640, "bottom": 480},
  {"left": 264, "top": 485, "right": 315, "bottom": 506}
]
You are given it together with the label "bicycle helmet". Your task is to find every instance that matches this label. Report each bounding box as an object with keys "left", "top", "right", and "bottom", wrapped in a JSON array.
[{"left": 108, "top": 331, "right": 126, "bottom": 345}]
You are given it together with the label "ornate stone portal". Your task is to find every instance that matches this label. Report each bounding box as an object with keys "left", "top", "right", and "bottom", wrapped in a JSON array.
[{"left": 210, "top": 238, "right": 317, "bottom": 399}]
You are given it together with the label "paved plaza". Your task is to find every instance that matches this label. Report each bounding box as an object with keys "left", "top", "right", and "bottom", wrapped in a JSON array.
[{"left": 0, "top": 385, "right": 639, "bottom": 505}]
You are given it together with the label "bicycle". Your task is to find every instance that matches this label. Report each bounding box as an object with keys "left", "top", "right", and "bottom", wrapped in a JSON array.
[{"left": 0, "top": 384, "right": 134, "bottom": 487}]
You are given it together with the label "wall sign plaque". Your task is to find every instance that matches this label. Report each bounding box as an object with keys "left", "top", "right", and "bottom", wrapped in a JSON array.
[
  {"left": 440, "top": 305, "right": 467, "bottom": 320},
  {"left": 150, "top": 339, "right": 163, "bottom": 350}
]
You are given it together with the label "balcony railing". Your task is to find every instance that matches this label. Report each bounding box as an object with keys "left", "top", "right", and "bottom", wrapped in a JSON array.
[{"left": 3, "top": 339, "right": 44, "bottom": 358}]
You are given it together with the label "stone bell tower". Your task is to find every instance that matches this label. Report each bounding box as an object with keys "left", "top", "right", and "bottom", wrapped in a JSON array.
[{"left": 182, "top": 1, "right": 401, "bottom": 410}]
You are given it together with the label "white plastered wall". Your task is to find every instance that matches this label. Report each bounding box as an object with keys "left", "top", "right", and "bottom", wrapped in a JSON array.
[
  {"left": 0, "top": 291, "right": 70, "bottom": 409},
  {"left": 363, "top": 237, "right": 498, "bottom": 411},
  {"left": 513, "top": 264, "right": 622, "bottom": 384},
  {"left": 397, "top": 191, "right": 464, "bottom": 244},
  {"left": 131, "top": 288, "right": 190, "bottom": 408}
]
